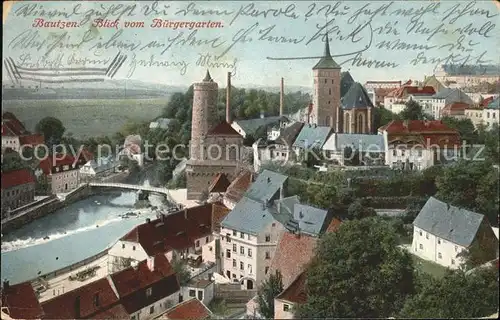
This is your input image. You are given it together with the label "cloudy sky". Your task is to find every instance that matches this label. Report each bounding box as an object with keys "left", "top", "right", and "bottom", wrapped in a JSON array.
[{"left": 3, "top": 0, "right": 499, "bottom": 88}]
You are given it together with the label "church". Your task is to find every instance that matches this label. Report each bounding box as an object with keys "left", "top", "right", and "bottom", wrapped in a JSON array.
[{"left": 300, "top": 36, "right": 374, "bottom": 134}]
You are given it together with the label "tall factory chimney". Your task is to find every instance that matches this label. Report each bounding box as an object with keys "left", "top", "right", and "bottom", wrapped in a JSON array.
[
  {"left": 226, "top": 72, "right": 231, "bottom": 123},
  {"left": 280, "top": 77, "right": 284, "bottom": 116}
]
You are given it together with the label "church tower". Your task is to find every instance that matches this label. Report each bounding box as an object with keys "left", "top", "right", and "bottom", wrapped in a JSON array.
[
  {"left": 312, "top": 36, "right": 342, "bottom": 131},
  {"left": 190, "top": 70, "right": 219, "bottom": 160}
]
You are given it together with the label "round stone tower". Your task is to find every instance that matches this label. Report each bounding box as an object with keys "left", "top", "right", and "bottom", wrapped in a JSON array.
[{"left": 190, "top": 70, "right": 218, "bottom": 160}]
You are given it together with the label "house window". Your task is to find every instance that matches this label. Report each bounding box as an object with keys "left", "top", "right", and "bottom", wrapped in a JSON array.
[
  {"left": 206, "top": 236, "right": 209, "bottom": 242},
  {"left": 232, "top": 274, "right": 236, "bottom": 278},
  {"left": 226, "top": 235, "right": 231, "bottom": 243},
  {"left": 240, "top": 246, "right": 245, "bottom": 255},
  {"left": 149, "top": 306, "right": 154, "bottom": 314},
  {"left": 419, "top": 244, "right": 423, "bottom": 250},
  {"left": 248, "top": 234, "right": 251, "bottom": 240},
  {"left": 133, "top": 246, "right": 136, "bottom": 251},
  {"left": 240, "top": 262, "right": 244, "bottom": 270},
  {"left": 209, "top": 246, "right": 213, "bottom": 252},
  {"left": 419, "top": 231, "right": 422, "bottom": 236},
  {"left": 248, "top": 248, "right": 252, "bottom": 257},
  {"left": 265, "top": 266, "right": 269, "bottom": 274},
  {"left": 324, "top": 79, "right": 327, "bottom": 84},
  {"left": 425, "top": 233, "right": 429, "bottom": 239},
  {"left": 451, "top": 259, "right": 455, "bottom": 265},
  {"left": 94, "top": 293, "right": 99, "bottom": 307},
  {"left": 284, "top": 304, "right": 290, "bottom": 312},
  {"left": 265, "top": 234, "right": 271, "bottom": 242},
  {"left": 122, "top": 244, "right": 125, "bottom": 249},
  {"left": 248, "top": 264, "right": 252, "bottom": 273},
  {"left": 197, "top": 290, "right": 203, "bottom": 301},
  {"left": 437, "top": 239, "right": 441, "bottom": 244},
  {"left": 438, "top": 252, "right": 442, "bottom": 259},
  {"left": 146, "top": 287, "right": 152, "bottom": 297},
  {"left": 131, "top": 316, "right": 137, "bottom": 320},
  {"left": 455, "top": 246, "right": 458, "bottom": 252},
  {"left": 240, "top": 232, "right": 245, "bottom": 239},
  {"left": 265, "top": 251, "right": 270, "bottom": 259},
  {"left": 233, "top": 230, "right": 237, "bottom": 236},
  {"left": 272, "top": 223, "right": 276, "bottom": 227},
  {"left": 233, "top": 259, "right": 236, "bottom": 267},
  {"left": 189, "top": 289, "right": 196, "bottom": 297},
  {"left": 392, "top": 149, "right": 397, "bottom": 156},
  {"left": 226, "top": 249, "right": 231, "bottom": 259},
  {"left": 233, "top": 244, "right": 237, "bottom": 252},
  {"left": 196, "top": 240, "right": 200, "bottom": 247}
]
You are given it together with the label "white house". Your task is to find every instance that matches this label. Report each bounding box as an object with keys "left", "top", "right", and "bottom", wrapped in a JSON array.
[
  {"left": 220, "top": 170, "right": 288, "bottom": 290},
  {"left": 322, "top": 133, "right": 385, "bottom": 166},
  {"left": 37, "top": 154, "right": 84, "bottom": 194},
  {"left": 231, "top": 115, "right": 290, "bottom": 139},
  {"left": 412, "top": 197, "right": 499, "bottom": 269},
  {"left": 149, "top": 118, "right": 175, "bottom": 130},
  {"left": 181, "top": 279, "right": 215, "bottom": 306},
  {"left": 482, "top": 97, "right": 499, "bottom": 129},
  {"left": 379, "top": 120, "right": 461, "bottom": 171},
  {"left": 428, "top": 88, "right": 473, "bottom": 119},
  {"left": 291, "top": 124, "right": 333, "bottom": 160},
  {"left": 107, "top": 203, "right": 220, "bottom": 274},
  {"left": 79, "top": 156, "right": 118, "bottom": 182},
  {"left": 274, "top": 272, "right": 306, "bottom": 319}
]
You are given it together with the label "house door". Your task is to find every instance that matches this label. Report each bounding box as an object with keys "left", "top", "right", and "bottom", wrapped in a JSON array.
[
  {"left": 226, "top": 270, "right": 231, "bottom": 279},
  {"left": 247, "top": 279, "right": 254, "bottom": 290},
  {"left": 65, "top": 183, "right": 68, "bottom": 191}
]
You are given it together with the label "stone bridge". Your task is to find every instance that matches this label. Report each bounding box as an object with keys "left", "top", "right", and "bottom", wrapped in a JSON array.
[{"left": 88, "top": 182, "right": 172, "bottom": 200}]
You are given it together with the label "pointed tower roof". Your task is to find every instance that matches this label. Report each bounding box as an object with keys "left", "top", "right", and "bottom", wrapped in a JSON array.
[
  {"left": 341, "top": 82, "right": 374, "bottom": 109},
  {"left": 203, "top": 69, "right": 213, "bottom": 82},
  {"left": 313, "top": 35, "right": 341, "bottom": 70},
  {"left": 340, "top": 71, "right": 355, "bottom": 98}
]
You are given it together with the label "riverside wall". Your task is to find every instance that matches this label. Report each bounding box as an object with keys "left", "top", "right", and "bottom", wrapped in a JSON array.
[{"left": 1, "top": 172, "right": 130, "bottom": 234}]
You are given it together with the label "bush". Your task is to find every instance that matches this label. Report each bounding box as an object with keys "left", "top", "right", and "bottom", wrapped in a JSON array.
[{"left": 362, "top": 196, "right": 428, "bottom": 209}]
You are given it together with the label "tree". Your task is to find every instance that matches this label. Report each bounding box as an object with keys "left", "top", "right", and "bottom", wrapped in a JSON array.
[
  {"left": 1, "top": 150, "right": 29, "bottom": 172},
  {"left": 400, "top": 100, "right": 428, "bottom": 120},
  {"left": 441, "top": 116, "right": 477, "bottom": 145},
  {"left": 171, "top": 258, "right": 191, "bottom": 286},
  {"left": 295, "top": 218, "right": 415, "bottom": 318},
  {"left": 35, "top": 117, "right": 66, "bottom": 145},
  {"left": 257, "top": 270, "right": 284, "bottom": 319},
  {"left": 347, "top": 199, "right": 376, "bottom": 220},
  {"left": 343, "top": 146, "right": 361, "bottom": 166},
  {"left": 399, "top": 266, "right": 499, "bottom": 318},
  {"left": 373, "top": 107, "right": 400, "bottom": 129}
]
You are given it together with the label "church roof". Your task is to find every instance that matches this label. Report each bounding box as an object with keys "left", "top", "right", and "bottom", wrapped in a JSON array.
[
  {"left": 340, "top": 71, "right": 355, "bottom": 98},
  {"left": 203, "top": 69, "right": 213, "bottom": 82},
  {"left": 312, "top": 36, "right": 341, "bottom": 70},
  {"left": 341, "top": 82, "right": 374, "bottom": 109}
]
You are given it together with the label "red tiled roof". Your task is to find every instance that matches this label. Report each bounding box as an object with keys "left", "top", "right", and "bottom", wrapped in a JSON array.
[
  {"left": 387, "top": 86, "right": 435, "bottom": 99},
  {"left": 1, "top": 123, "right": 17, "bottom": 136},
  {"left": 326, "top": 218, "right": 342, "bottom": 233},
  {"left": 212, "top": 202, "right": 231, "bottom": 231},
  {"left": 163, "top": 298, "right": 211, "bottom": 320},
  {"left": 80, "top": 148, "right": 94, "bottom": 162},
  {"left": 379, "top": 120, "right": 458, "bottom": 134},
  {"left": 207, "top": 121, "right": 241, "bottom": 136},
  {"left": 481, "top": 96, "right": 494, "bottom": 107},
  {"left": 112, "top": 255, "right": 179, "bottom": 314},
  {"left": 441, "top": 102, "right": 470, "bottom": 117},
  {"left": 1, "top": 282, "right": 44, "bottom": 319},
  {"left": 121, "top": 203, "right": 214, "bottom": 256},
  {"left": 269, "top": 232, "right": 317, "bottom": 289},
  {"left": 366, "top": 81, "right": 402, "bottom": 84},
  {"left": 1, "top": 168, "right": 35, "bottom": 189},
  {"left": 208, "top": 173, "right": 231, "bottom": 193},
  {"left": 276, "top": 272, "right": 307, "bottom": 304},
  {"left": 89, "top": 304, "right": 130, "bottom": 319},
  {"left": 225, "top": 171, "right": 254, "bottom": 204},
  {"left": 41, "top": 277, "right": 119, "bottom": 319},
  {"left": 19, "top": 134, "right": 45, "bottom": 146},
  {"left": 2, "top": 113, "right": 28, "bottom": 136},
  {"left": 379, "top": 121, "right": 461, "bottom": 148},
  {"left": 37, "top": 153, "right": 79, "bottom": 175}
]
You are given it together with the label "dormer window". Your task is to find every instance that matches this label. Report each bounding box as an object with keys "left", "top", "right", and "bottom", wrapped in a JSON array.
[
  {"left": 265, "top": 235, "right": 271, "bottom": 242},
  {"left": 146, "top": 287, "right": 152, "bottom": 297}
]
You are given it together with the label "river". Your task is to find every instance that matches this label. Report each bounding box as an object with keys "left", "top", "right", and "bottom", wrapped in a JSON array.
[{"left": 1, "top": 180, "right": 167, "bottom": 285}]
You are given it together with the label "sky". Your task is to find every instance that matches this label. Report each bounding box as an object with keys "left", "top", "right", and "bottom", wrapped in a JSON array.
[{"left": 3, "top": 0, "right": 500, "bottom": 88}]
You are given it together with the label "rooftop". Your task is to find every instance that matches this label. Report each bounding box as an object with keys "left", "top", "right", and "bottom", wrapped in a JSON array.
[
  {"left": 207, "top": 121, "right": 242, "bottom": 136},
  {"left": 1, "top": 282, "right": 44, "bottom": 319},
  {"left": 224, "top": 170, "right": 254, "bottom": 204},
  {"left": 413, "top": 197, "right": 486, "bottom": 247},
  {"left": 292, "top": 125, "right": 333, "bottom": 150},
  {"left": 341, "top": 82, "right": 374, "bottom": 109},
  {"left": 323, "top": 133, "right": 385, "bottom": 152},
  {"left": 1, "top": 168, "right": 35, "bottom": 189},
  {"left": 162, "top": 298, "right": 212, "bottom": 320},
  {"left": 273, "top": 122, "right": 304, "bottom": 147},
  {"left": 276, "top": 272, "right": 307, "bottom": 304},
  {"left": 312, "top": 36, "right": 341, "bottom": 70},
  {"left": 234, "top": 116, "right": 287, "bottom": 135},
  {"left": 244, "top": 169, "right": 287, "bottom": 203}
]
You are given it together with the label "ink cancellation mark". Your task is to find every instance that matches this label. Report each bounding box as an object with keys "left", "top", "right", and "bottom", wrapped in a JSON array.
[{"left": 3, "top": 52, "right": 127, "bottom": 84}]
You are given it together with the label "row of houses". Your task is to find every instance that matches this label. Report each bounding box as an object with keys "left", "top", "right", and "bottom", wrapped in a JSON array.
[
  {"left": 2, "top": 166, "right": 498, "bottom": 319},
  {"left": 254, "top": 119, "right": 462, "bottom": 172}
]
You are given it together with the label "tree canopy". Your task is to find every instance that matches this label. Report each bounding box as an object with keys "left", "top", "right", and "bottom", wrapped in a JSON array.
[
  {"left": 35, "top": 117, "right": 66, "bottom": 145},
  {"left": 399, "top": 266, "right": 499, "bottom": 318},
  {"left": 295, "top": 217, "right": 415, "bottom": 318},
  {"left": 400, "top": 100, "right": 432, "bottom": 120},
  {"left": 257, "top": 270, "right": 284, "bottom": 319}
]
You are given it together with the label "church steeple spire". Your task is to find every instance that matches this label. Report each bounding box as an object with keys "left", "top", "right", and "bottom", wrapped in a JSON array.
[
  {"left": 203, "top": 69, "right": 213, "bottom": 82},
  {"left": 324, "top": 34, "right": 331, "bottom": 57}
]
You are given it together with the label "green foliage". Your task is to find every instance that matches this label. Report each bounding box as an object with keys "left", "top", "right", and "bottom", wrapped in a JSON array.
[
  {"left": 1, "top": 150, "right": 29, "bottom": 172},
  {"left": 257, "top": 270, "right": 284, "bottom": 319},
  {"left": 373, "top": 107, "right": 400, "bottom": 129},
  {"left": 119, "top": 120, "right": 149, "bottom": 138},
  {"left": 436, "top": 160, "right": 499, "bottom": 226},
  {"left": 36, "top": 174, "right": 50, "bottom": 195},
  {"left": 347, "top": 199, "right": 376, "bottom": 219},
  {"left": 167, "top": 172, "right": 187, "bottom": 189},
  {"left": 296, "top": 218, "right": 415, "bottom": 318},
  {"left": 171, "top": 258, "right": 191, "bottom": 286},
  {"left": 399, "top": 266, "right": 499, "bottom": 318},
  {"left": 400, "top": 100, "right": 432, "bottom": 120},
  {"left": 35, "top": 116, "right": 66, "bottom": 144},
  {"left": 343, "top": 146, "right": 361, "bottom": 166},
  {"left": 441, "top": 116, "right": 477, "bottom": 145},
  {"left": 362, "top": 196, "right": 427, "bottom": 210}
]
